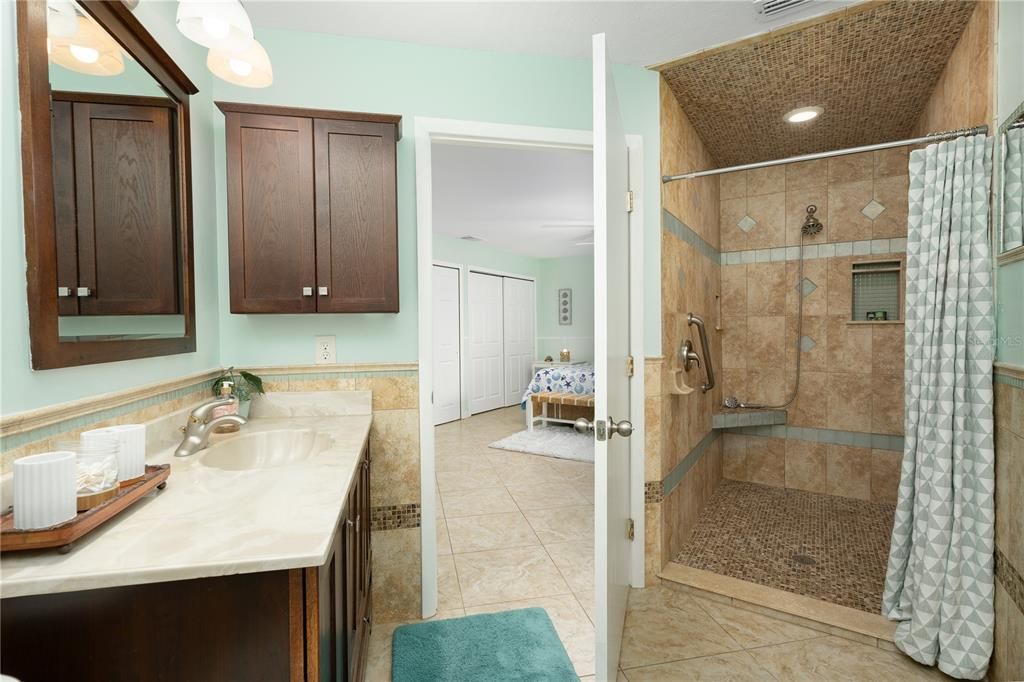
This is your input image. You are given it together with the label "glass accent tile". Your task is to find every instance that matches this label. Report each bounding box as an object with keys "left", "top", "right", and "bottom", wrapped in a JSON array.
[
  {"left": 862, "top": 199, "right": 887, "bottom": 219},
  {"left": 738, "top": 215, "right": 757, "bottom": 232}
]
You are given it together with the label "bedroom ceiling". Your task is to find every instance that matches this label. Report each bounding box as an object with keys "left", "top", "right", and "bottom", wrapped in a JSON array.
[
  {"left": 431, "top": 142, "right": 593, "bottom": 259},
  {"left": 657, "top": 0, "right": 978, "bottom": 167},
  {"left": 245, "top": 0, "right": 858, "bottom": 67}
]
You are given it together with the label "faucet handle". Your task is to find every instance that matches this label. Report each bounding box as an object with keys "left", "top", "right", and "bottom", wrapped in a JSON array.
[{"left": 190, "top": 395, "right": 236, "bottom": 423}]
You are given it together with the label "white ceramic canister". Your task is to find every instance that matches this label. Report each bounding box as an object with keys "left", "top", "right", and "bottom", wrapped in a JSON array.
[
  {"left": 13, "top": 451, "right": 78, "bottom": 530},
  {"left": 82, "top": 424, "right": 146, "bottom": 482}
]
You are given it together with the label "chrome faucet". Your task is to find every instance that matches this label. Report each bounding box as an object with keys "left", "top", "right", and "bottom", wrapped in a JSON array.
[{"left": 174, "top": 396, "right": 247, "bottom": 458}]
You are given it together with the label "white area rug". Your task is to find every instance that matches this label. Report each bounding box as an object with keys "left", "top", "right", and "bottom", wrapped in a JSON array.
[{"left": 489, "top": 427, "right": 594, "bottom": 463}]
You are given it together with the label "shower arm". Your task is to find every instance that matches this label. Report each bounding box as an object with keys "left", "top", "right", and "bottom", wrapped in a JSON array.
[{"left": 686, "top": 313, "right": 715, "bottom": 393}]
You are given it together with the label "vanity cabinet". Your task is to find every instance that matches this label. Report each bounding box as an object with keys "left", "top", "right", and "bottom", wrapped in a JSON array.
[
  {"left": 51, "top": 91, "right": 180, "bottom": 316},
  {"left": 0, "top": 444, "right": 373, "bottom": 682},
  {"left": 218, "top": 102, "right": 401, "bottom": 314}
]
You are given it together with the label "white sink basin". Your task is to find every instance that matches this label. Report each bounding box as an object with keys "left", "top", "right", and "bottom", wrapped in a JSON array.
[{"left": 200, "top": 429, "right": 332, "bottom": 470}]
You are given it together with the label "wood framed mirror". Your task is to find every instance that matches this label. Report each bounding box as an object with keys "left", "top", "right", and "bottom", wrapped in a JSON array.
[{"left": 17, "top": 0, "right": 198, "bottom": 369}]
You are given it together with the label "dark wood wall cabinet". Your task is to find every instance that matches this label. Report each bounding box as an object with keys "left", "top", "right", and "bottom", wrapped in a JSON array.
[
  {"left": 217, "top": 102, "right": 401, "bottom": 314},
  {"left": 52, "top": 92, "right": 180, "bottom": 316},
  {"left": 0, "top": 445, "right": 373, "bottom": 682}
]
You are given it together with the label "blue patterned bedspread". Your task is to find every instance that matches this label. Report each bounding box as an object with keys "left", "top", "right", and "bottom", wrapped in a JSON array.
[{"left": 521, "top": 364, "right": 596, "bottom": 406}]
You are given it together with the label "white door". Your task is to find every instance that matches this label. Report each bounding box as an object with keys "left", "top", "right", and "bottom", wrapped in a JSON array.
[
  {"left": 432, "top": 265, "right": 462, "bottom": 425},
  {"left": 468, "top": 272, "right": 505, "bottom": 414},
  {"left": 503, "top": 277, "right": 535, "bottom": 406},
  {"left": 591, "top": 32, "right": 633, "bottom": 681}
]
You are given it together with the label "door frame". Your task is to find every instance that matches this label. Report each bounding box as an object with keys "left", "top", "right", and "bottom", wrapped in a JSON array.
[
  {"left": 415, "top": 117, "right": 645, "bottom": 618},
  {"left": 431, "top": 261, "right": 465, "bottom": 424}
]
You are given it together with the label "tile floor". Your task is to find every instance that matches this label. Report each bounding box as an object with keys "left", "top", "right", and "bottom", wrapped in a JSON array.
[
  {"left": 366, "top": 409, "right": 950, "bottom": 681},
  {"left": 674, "top": 479, "right": 896, "bottom": 613},
  {"left": 368, "top": 406, "right": 598, "bottom": 680}
]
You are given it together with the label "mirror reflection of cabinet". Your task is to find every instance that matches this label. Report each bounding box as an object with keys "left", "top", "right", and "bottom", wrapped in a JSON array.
[
  {"left": 998, "top": 110, "right": 1024, "bottom": 257},
  {"left": 51, "top": 92, "right": 179, "bottom": 317},
  {"left": 17, "top": 0, "right": 198, "bottom": 367}
]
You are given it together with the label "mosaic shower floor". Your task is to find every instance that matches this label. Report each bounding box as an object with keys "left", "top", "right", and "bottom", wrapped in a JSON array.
[{"left": 673, "top": 480, "right": 897, "bottom": 613}]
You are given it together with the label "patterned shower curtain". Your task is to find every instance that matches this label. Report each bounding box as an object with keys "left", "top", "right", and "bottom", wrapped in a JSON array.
[
  {"left": 882, "top": 133, "right": 995, "bottom": 680},
  {"left": 1002, "top": 126, "right": 1023, "bottom": 251}
]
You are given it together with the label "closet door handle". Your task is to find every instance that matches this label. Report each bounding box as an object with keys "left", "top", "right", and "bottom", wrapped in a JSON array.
[
  {"left": 302, "top": 287, "right": 313, "bottom": 297},
  {"left": 76, "top": 287, "right": 92, "bottom": 297},
  {"left": 318, "top": 286, "right": 329, "bottom": 296},
  {"left": 58, "top": 287, "right": 72, "bottom": 297}
]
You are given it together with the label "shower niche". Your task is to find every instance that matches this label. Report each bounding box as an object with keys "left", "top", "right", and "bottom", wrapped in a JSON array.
[{"left": 851, "top": 260, "right": 903, "bottom": 323}]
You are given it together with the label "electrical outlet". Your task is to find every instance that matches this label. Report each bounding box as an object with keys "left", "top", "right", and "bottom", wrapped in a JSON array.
[{"left": 314, "top": 335, "right": 336, "bottom": 364}]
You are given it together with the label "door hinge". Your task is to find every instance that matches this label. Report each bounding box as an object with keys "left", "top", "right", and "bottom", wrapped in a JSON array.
[
  {"left": 626, "top": 190, "right": 635, "bottom": 213},
  {"left": 626, "top": 355, "right": 634, "bottom": 378},
  {"left": 627, "top": 518, "right": 635, "bottom": 541}
]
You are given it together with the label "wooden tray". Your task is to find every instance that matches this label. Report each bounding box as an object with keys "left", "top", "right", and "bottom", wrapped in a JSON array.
[{"left": 1, "top": 464, "right": 170, "bottom": 554}]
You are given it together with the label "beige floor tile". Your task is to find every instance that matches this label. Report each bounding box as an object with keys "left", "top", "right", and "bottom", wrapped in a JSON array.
[
  {"left": 622, "top": 651, "right": 777, "bottom": 681},
  {"left": 506, "top": 481, "right": 591, "bottom": 510},
  {"left": 440, "top": 486, "right": 518, "bottom": 517},
  {"left": 490, "top": 457, "right": 563, "bottom": 487},
  {"left": 694, "top": 597, "right": 823, "bottom": 648},
  {"left": 437, "top": 554, "right": 464, "bottom": 611},
  {"left": 437, "top": 517, "right": 452, "bottom": 556},
  {"left": 749, "top": 635, "right": 952, "bottom": 681},
  {"left": 545, "top": 540, "right": 595, "bottom": 595},
  {"left": 436, "top": 467, "right": 504, "bottom": 493},
  {"left": 524, "top": 505, "right": 594, "bottom": 544},
  {"left": 618, "top": 585, "right": 742, "bottom": 669},
  {"left": 365, "top": 610, "right": 467, "bottom": 681},
  {"left": 575, "top": 589, "right": 595, "bottom": 623},
  {"left": 574, "top": 479, "right": 596, "bottom": 503},
  {"left": 446, "top": 511, "right": 541, "bottom": 553},
  {"left": 464, "top": 594, "right": 596, "bottom": 677},
  {"left": 434, "top": 451, "right": 497, "bottom": 473},
  {"left": 454, "top": 546, "right": 571, "bottom": 606}
]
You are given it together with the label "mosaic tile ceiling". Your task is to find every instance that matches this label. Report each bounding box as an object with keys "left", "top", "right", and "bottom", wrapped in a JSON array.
[{"left": 656, "top": 0, "right": 978, "bottom": 167}]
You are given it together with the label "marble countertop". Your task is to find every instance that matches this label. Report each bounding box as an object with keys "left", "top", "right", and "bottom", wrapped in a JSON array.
[{"left": 0, "top": 392, "right": 372, "bottom": 599}]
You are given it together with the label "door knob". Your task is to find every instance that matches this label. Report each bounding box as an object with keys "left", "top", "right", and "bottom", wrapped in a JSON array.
[
  {"left": 608, "top": 417, "right": 634, "bottom": 438},
  {"left": 573, "top": 418, "right": 594, "bottom": 435}
]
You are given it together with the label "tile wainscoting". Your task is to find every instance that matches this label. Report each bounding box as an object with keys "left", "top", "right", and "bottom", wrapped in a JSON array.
[
  {"left": 0, "top": 363, "right": 423, "bottom": 622},
  {"left": 993, "top": 365, "right": 1024, "bottom": 682}
]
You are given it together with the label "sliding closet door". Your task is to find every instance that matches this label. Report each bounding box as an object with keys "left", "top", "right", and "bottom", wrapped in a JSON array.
[
  {"left": 468, "top": 272, "right": 505, "bottom": 414},
  {"left": 433, "top": 265, "right": 462, "bottom": 425},
  {"left": 503, "top": 277, "right": 535, "bottom": 406}
]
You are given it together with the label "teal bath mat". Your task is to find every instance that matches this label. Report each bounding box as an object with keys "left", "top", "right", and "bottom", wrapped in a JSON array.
[{"left": 391, "top": 607, "right": 579, "bottom": 681}]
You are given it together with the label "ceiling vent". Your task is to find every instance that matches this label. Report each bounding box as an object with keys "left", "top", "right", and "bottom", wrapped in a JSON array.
[
  {"left": 753, "top": 0, "right": 815, "bottom": 21},
  {"left": 459, "top": 235, "right": 484, "bottom": 242}
]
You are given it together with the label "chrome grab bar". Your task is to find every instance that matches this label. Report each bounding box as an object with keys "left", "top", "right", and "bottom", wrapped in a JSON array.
[{"left": 686, "top": 313, "right": 715, "bottom": 393}]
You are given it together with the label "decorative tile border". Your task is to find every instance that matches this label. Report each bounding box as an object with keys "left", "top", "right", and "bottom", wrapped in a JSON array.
[
  {"left": 994, "top": 372, "right": 1024, "bottom": 390},
  {"left": 663, "top": 429, "right": 722, "bottom": 497},
  {"left": 1, "top": 363, "right": 419, "bottom": 454},
  {"left": 371, "top": 503, "right": 421, "bottom": 531},
  {"left": 726, "top": 424, "right": 904, "bottom": 452},
  {"left": 713, "top": 409, "right": 787, "bottom": 429},
  {"left": 645, "top": 481, "right": 663, "bottom": 504},
  {"left": 721, "top": 238, "right": 907, "bottom": 266},
  {"left": 996, "top": 547, "right": 1024, "bottom": 616},
  {"left": 662, "top": 209, "right": 721, "bottom": 265}
]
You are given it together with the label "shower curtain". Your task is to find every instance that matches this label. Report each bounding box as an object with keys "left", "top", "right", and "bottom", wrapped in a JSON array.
[
  {"left": 882, "top": 133, "right": 995, "bottom": 681},
  {"left": 1002, "top": 126, "right": 1023, "bottom": 251}
]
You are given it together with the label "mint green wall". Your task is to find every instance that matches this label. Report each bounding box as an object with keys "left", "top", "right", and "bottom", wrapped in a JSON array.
[
  {"left": 211, "top": 29, "right": 661, "bottom": 367},
  {"left": 0, "top": 1, "right": 222, "bottom": 413},
  {"left": 537, "top": 255, "right": 595, "bottom": 362},
  {"left": 997, "top": 0, "right": 1024, "bottom": 366}
]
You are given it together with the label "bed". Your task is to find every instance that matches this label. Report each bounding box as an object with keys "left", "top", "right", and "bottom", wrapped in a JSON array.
[{"left": 521, "top": 364, "right": 596, "bottom": 430}]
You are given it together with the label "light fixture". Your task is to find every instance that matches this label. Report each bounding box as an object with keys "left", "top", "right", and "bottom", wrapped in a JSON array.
[
  {"left": 207, "top": 40, "right": 272, "bottom": 88},
  {"left": 49, "top": 15, "right": 124, "bottom": 76},
  {"left": 176, "top": 0, "right": 253, "bottom": 52},
  {"left": 785, "top": 106, "right": 823, "bottom": 124},
  {"left": 46, "top": 0, "right": 79, "bottom": 39}
]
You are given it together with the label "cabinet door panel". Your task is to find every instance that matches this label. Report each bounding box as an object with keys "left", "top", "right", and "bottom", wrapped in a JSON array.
[
  {"left": 226, "top": 112, "right": 316, "bottom": 313},
  {"left": 314, "top": 119, "right": 398, "bottom": 313},
  {"left": 51, "top": 100, "right": 79, "bottom": 317},
  {"left": 73, "top": 102, "right": 178, "bottom": 315}
]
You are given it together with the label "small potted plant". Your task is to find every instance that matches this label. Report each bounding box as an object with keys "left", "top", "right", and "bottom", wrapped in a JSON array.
[{"left": 211, "top": 367, "right": 266, "bottom": 418}]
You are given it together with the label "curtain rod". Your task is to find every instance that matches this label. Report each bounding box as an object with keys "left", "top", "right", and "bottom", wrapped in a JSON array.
[{"left": 662, "top": 125, "right": 989, "bottom": 183}]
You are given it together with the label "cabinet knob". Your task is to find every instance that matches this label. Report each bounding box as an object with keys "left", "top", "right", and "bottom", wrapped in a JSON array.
[
  {"left": 57, "top": 286, "right": 72, "bottom": 297},
  {"left": 302, "top": 287, "right": 313, "bottom": 297},
  {"left": 318, "top": 286, "right": 329, "bottom": 296},
  {"left": 76, "top": 287, "right": 92, "bottom": 297}
]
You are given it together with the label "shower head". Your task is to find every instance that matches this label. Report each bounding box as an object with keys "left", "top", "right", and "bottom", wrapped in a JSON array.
[{"left": 801, "top": 204, "right": 823, "bottom": 237}]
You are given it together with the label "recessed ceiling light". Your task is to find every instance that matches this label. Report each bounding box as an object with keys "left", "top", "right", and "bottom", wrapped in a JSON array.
[{"left": 785, "top": 106, "right": 822, "bottom": 124}]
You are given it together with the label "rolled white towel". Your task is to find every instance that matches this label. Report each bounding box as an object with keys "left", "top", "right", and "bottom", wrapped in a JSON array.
[{"left": 82, "top": 424, "right": 147, "bottom": 482}]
